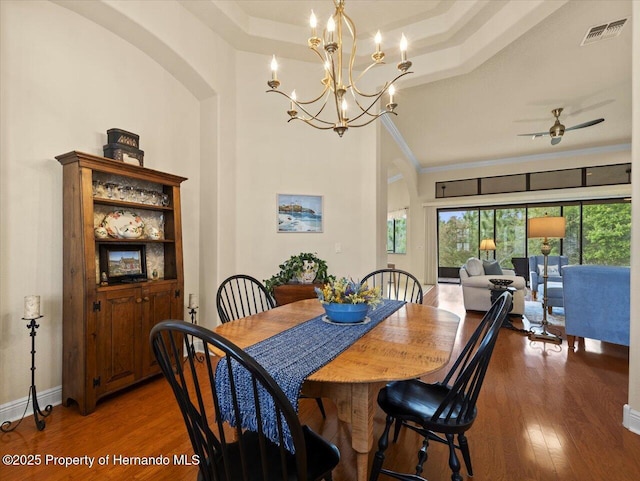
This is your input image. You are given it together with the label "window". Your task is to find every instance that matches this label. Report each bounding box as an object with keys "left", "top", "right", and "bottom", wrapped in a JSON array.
[
  {"left": 437, "top": 199, "right": 631, "bottom": 280},
  {"left": 435, "top": 163, "right": 630, "bottom": 198},
  {"left": 438, "top": 210, "right": 479, "bottom": 270},
  {"left": 387, "top": 210, "right": 407, "bottom": 254}
]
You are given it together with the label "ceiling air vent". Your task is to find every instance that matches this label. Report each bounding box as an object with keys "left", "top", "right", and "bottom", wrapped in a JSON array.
[{"left": 581, "top": 18, "right": 628, "bottom": 46}]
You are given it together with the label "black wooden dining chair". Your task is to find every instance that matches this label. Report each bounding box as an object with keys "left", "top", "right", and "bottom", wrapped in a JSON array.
[
  {"left": 361, "top": 268, "right": 423, "bottom": 304},
  {"left": 369, "top": 290, "right": 512, "bottom": 481},
  {"left": 150, "top": 320, "right": 340, "bottom": 481},
  {"left": 216, "top": 274, "right": 327, "bottom": 419},
  {"left": 216, "top": 274, "right": 275, "bottom": 323}
]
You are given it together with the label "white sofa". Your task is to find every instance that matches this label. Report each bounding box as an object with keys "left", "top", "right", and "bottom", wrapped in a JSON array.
[{"left": 459, "top": 258, "right": 525, "bottom": 316}]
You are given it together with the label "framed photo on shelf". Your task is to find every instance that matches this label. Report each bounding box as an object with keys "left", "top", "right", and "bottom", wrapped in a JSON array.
[
  {"left": 99, "top": 244, "right": 147, "bottom": 284},
  {"left": 276, "top": 194, "right": 323, "bottom": 233}
]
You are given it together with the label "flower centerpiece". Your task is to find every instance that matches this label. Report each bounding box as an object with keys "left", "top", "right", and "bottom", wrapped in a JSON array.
[{"left": 315, "top": 277, "right": 382, "bottom": 323}]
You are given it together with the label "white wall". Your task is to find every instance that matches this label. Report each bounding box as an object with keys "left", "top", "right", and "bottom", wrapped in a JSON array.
[
  {"left": 0, "top": 1, "right": 201, "bottom": 405},
  {"left": 625, "top": 0, "right": 640, "bottom": 432},
  {"left": 233, "top": 51, "right": 381, "bottom": 284},
  {"left": 0, "top": 0, "right": 385, "bottom": 410}
]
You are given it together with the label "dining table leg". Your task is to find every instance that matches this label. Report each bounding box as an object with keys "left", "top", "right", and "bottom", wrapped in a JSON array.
[
  {"left": 350, "top": 382, "right": 379, "bottom": 481},
  {"left": 306, "top": 380, "right": 383, "bottom": 481}
]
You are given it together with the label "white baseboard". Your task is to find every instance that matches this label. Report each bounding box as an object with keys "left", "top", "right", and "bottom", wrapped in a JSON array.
[
  {"left": 1, "top": 341, "right": 206, "bottom": 425},
  {"left": 623, "top": 404, "right": 640, "bottom": 435},
  {"left": 0, "top": 385, "right": 62, "bottom": 424}
]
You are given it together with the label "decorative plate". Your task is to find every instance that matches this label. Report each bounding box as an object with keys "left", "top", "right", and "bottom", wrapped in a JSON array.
[
  {"left": 101, "top": 210, "right": 144, "bottom": 239},
  {"left": 322, "top": 315, "right": 371, "bottom": 326},
  {"left": 489, "top": 278, "right": 513, "bottom": 287}
]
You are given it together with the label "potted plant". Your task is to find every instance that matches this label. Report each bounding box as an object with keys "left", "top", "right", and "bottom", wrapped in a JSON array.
[
  {"left": 315, "top": 277, "right": 382, "bottom": 323},
  {"left": 264, "top": 252, "right": 333, "bottom": 295}
]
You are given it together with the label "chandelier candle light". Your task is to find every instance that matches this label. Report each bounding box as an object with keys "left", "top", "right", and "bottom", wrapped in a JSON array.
[{"left": 267, "top": 0, "right": 413, "bottom": 137}]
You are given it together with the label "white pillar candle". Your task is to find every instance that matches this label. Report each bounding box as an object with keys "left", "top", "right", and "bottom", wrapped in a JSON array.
[
  {"left": 188, "top": 294, "right": 198, "bottom": 309},
  {"left": 24, "top": 295, "right": 41, "bottom": 319}
]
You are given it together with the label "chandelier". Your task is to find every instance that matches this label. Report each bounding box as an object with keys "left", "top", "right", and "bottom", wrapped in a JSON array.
[{"left": 266, "top": 0, "right": 413, "bottom": 137}]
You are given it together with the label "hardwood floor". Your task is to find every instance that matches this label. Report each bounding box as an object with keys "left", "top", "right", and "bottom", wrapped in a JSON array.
[{"left": 2, "top": 283, "right": 639, "bottom": 480}]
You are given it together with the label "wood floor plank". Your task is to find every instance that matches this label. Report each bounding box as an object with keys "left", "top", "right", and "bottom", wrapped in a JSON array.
[{"left": 1, "top": 284, "right": 638, "bottom": 480}]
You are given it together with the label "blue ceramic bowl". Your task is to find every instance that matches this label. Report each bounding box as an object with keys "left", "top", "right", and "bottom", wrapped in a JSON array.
[{"left": 323, "top": 303, "right": 369, "bottom": 323}]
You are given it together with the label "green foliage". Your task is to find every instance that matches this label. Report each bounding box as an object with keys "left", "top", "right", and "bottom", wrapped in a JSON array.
[
  {"left": 437, "top": 202, "right": 631, "bottom": 271},
  {"left": 438, "top": 210, "right": 478, "bottom": 268},
  {"left": 264, "top": 252, "right": 334, "bottom": 294},
  {"left": 387, "top": 218, "right": 407, "bottom": 254},
  {"left": 582, "top": 203, "right": 631, "bottom": 265}
]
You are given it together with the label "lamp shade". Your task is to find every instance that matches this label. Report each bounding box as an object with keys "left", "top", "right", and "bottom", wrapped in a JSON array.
[
  {"left": 479, "top": 239, "right": 496, "bottom": 251},
  {"left": 528, "top": 216, "right": 566, "bottom": 239}
]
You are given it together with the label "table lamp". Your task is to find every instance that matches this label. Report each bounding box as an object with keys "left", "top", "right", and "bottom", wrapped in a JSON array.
[
  {"left": 527, "top": 215, "right": 565, "bottom": 344},
  {"left": 479, "top": 238, "right": 496, "bottom": 260}
]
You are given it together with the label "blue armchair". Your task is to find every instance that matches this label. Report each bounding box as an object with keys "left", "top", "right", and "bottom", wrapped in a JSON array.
[
  {"left": 529, "top": 255, "right": 568, "bottom": 301},
  {"left": 562, "top": 265, "right": 630, "bottom": 349}
]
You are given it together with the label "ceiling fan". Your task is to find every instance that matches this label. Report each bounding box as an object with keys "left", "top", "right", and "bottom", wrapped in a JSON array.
[{"left": 518, "top": 108, "right": 605, "bottom": 145}]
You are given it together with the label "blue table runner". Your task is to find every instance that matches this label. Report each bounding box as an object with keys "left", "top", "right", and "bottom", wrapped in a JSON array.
[{"left": 214, "top": 299, "right": 406, "bottom": 452}]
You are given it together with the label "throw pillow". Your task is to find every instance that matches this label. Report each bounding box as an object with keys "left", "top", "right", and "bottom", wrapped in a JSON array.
[
  {"left": 483, "top": 260, "right": 503, "bottom": 275},
  {"left": 465, "top": 257, "right": 484, "bottom": 276},
  {"left": 537, "top": 263, "right": 560, "bottom": 276},
  {"left": 547, "top": 264, "right": 560, "bottom": 276}
]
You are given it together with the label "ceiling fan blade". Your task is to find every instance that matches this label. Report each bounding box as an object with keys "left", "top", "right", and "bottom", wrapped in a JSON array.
[
  {"left": 551, "top": 137, "right": 562, "bottom": 146},
  {"left": 565, "top": 118, "right": 605, "bottom": 131},
  {"left": 517, "top": 131, "right": 549, "bottom": 138}
]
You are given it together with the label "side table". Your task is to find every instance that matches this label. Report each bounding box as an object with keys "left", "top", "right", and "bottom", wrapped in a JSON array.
[
  {"left": 489, "top": 285, "right": 526, "bottom": 333},
  {"left": 273, "top": 283, "right": 323, "bottom": 306}
]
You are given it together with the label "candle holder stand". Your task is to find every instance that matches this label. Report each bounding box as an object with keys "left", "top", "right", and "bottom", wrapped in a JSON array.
[
  {"left": 1, "top": 316, "right": 53, "bottom": 432},
  {"left": 187, "top": 308, "right": 204, "bottom": 363}
]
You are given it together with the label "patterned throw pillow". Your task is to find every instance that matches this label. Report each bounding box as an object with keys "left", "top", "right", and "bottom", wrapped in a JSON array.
[
  {"left": 538, "top": 263, "right": 560, "bottom": 276},
  {"left": 547, "top": 265, "right": 560, "bottom": 276}
]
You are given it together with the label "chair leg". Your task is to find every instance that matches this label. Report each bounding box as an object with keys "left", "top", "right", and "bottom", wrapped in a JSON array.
[
  {"left": 446, "top": 433, "right": 463, "bottom": 481},
  {"left": 369, "top": 415, "right": 394, "bottom": 481},
  {"left": 315, "top": 398, "right": 327, "bottom": 419},
  {"left": 415, "top": 436, "right": 429, "bottom": 477},
  {"left": 392, "top": 418, "right": 403, "bottom": 442},
  {"left": 458, "top": 433, "right": 473, "bottom": 476}
]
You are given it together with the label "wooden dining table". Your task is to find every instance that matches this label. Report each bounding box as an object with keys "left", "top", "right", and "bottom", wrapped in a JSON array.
[{"left": 212, "top": 298, "right": 460, "bottom": 481}]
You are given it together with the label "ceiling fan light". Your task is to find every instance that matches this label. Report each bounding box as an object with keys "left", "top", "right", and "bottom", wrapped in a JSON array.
[{"left": 549, "top": 122, "right": 565, "bottom": 138}]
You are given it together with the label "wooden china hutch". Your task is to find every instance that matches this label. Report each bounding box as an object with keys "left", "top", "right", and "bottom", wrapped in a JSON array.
[{"left": 56, "top": 151, "right": 186, "bottom": 415}]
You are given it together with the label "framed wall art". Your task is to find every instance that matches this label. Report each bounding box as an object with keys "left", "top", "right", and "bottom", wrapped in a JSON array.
[{"left": 277, "top": 194, "right": 323, "bottom": 233}]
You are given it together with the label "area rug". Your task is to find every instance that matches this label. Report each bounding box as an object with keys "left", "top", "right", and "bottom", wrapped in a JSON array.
[{"left": 523, "top": 300, "right": 565, "bottom": 327}]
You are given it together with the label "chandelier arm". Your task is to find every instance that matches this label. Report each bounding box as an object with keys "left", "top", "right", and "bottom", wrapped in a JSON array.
[
  {"left": 310, "top": 46, "right": 336, "bottom": 88},
  {"left": 347, "top": 109, "right": 397, "bottom": 128},
  {"left": 288, "top": 117, "right": 336, "bottom": 130},
  {"left": 327, "top": 55, "right": 343, "bottom": 123},
  {"left": 350, "top": 64, "right": 390, "bottom": 97},
  {"left": 296, "top": 84, "right": 332, "bottom": 106},
  {"left": 267, "top": 89, "right": 337, "bottom": 126},
  {"left": 343, "top": 9, "right": 361, "bottom": 99},
  {"left": 351, "top": 69, "right": 412, "bottom": 98},
  {"left": 346, "top": 71, "right": 412, "bottom": 122}
]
